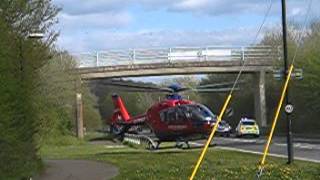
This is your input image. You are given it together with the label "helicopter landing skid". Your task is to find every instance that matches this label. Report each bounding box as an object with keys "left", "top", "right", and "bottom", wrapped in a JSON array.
[
  {"left": 123, "top": 133, "right": 160, "bottom": 150},
  {"left": 175, "top": 141, "right": 190, "bottom": 149},
  {"left": 123, "top": 133, "right": 194, "bottom": 150}
]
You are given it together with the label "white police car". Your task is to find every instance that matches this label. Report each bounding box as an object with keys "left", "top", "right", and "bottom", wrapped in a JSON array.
[{"left": 236, "top": 118, "right": 260, "bottom": 137}]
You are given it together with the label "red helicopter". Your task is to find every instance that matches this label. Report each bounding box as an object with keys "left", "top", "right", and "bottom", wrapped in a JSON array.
[{"left": 106, "top": 81, "right": 237, "bottom": 149}]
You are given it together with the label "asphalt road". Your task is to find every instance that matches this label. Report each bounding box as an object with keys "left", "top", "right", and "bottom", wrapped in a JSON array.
[{"left": 192, "top": 136, "right": 320, "bottom": 163}]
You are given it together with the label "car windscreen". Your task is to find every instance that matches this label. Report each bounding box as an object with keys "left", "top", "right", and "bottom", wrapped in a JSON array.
[
  {"left": 219, "top": 121, "right": 227, "bottom": 126},
  {"left": 241, "top": 121, "right": 255, "bottom": 126}
]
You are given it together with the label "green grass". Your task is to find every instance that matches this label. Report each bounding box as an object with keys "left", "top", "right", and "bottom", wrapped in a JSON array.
[{"left": 40, "top": 136, "right": 320, "bottom": 180}]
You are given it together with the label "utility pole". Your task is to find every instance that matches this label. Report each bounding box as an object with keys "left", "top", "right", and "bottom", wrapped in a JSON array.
[{"left": 281, "top": 0, "right": 293, "bottom": 164}]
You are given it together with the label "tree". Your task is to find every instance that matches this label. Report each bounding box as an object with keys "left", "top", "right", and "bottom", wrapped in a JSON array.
[
  {"left": 260, "top": 21, "right": 320, "bottom": 134},
  {"left": 35, "top": 52, "right": 102, "bottom": 142},
  {"left": 0, "top": 0, "right": 60, "bottom": 178},
  {"left": 199, "top": 74, "right": 256, "bottom": 127},
  {"left": 292, "top": 21, "right": 320, "bottom": 134},
  {"left": 90, "top": 80, "right": 158, "bottom": 124}
]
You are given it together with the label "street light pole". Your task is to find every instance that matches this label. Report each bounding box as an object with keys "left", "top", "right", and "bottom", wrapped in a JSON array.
[
  {"left": 28, "top": 32, "right": 44, "bottom": 39},
  {"left": 281, "top": 0, "right": 293, "bottom": 164}
]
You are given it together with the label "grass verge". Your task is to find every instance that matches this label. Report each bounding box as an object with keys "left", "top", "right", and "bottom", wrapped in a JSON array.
[{"left": 40, "top": 136, "right": 320, "bottom": 180}]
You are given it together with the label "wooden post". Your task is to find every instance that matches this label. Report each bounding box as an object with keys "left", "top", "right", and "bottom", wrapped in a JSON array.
[{"left": 76, "top": 93, "right": 84, "bottom": 139}]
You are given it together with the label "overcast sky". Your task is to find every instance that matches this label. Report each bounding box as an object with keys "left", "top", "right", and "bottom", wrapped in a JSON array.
[{"left": 52, "top": 0, "right": 319, "bottom": 53}]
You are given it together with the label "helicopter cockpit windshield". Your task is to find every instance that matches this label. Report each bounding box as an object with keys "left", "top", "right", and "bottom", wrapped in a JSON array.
[
  {"left": 159, "top": 104, "right": 217, "bottom": 124},
  {"left": 179, "top": 104, "right": 216, "bottom": 122}
]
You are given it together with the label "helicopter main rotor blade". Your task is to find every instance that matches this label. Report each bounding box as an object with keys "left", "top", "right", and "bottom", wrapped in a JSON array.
[
  {"left": 100, "top": 82, "right": 173, "bottom": 93},
  {"left": 175, "top": 87, "right": 191, "bottom": 92},
  {"left": 197, "top": 81, "right": 245, "bottom": 89},
  {"left": 95, "top": 83, "right": 169, "bottom": 93},
  {"left": 189, "top": 87, "right": 240, "bottom": 93},
  {"left": 116, "top": 89, "right": 168, "bottom": 93},
  {"left": 92, "top": 78, "right": 243, "bottom": 94}
]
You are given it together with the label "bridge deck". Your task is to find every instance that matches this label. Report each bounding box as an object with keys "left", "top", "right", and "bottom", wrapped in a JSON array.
[
  {"left": 73, "top": 46, "right": 279, "bottom": 79},
  {"left": 78, "top": 60, "right": 275, "bottom": 79}
]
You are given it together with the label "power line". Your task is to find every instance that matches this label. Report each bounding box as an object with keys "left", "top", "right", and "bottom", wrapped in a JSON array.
[
  {"left": 256, "top": 0, "right": 314, "bottom": 177},
  {"left": 231, "top": 0, "right": 274, "bottom": 93},
  {"left": 291, "top": 0, "right": 313, "bottom": 65},
  {"left": 189, "top": 1, "right": 274, "bottom": 179}
]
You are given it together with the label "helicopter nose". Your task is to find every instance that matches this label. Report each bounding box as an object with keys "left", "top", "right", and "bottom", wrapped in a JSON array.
[
  {"left": 208, "top": 120, "right": 215, "bottom": 127},
  {"left": 202, "top": 121, "right": 214, "bottom": 133}
]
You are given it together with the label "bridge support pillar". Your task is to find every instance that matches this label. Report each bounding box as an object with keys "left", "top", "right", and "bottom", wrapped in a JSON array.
[
  {"left": 254, "top": 71, "right": 267, "bottom": 128},
  {"left": 75, "top": 75, "right": 84, "bottom": 139},
  {"left": 76, "top": 93, "right": 84, "bottom": 139}
]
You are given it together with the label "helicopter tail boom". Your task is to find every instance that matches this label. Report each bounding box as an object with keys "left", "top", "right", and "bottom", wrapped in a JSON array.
[{"left": 111, "top": 94, "right": 131, "bottom": 122}]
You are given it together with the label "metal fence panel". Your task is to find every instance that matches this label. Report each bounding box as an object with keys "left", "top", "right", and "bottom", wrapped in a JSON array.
[{"left": 72, "top": 46, "right": 280, "bottom": 68}]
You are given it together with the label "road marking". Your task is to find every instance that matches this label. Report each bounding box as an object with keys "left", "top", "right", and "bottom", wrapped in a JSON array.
[
  {"left": 189, "top": 142, "right": 320, "bottom": 164},
  {"left": 215, "top": 146, "right": 320, "bottom": 163},
  {"left": 274, "top": 143, "right": 320, "bottom": 150},
  {"left": 215, "top": 137, "right": 265, "bottom": 143}
]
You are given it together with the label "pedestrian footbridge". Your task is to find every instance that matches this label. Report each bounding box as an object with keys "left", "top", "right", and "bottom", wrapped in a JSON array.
[
  {"left": 72, "top": 45, "right": 281, "bottom": 130},
  {"left": 72, "top": 46, "right": 280, "bottom": 79}
]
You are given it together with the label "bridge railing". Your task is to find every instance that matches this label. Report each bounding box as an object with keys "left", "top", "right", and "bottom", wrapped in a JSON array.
[{"left": 72, "top": 46, "right": 280, "bottom": 68}]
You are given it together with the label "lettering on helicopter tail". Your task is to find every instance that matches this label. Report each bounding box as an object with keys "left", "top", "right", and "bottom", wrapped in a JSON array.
[
  {"left": 112, "top": 94, "right": 130, "bottom": 121},
  {"left": 168, "top": 125, "right": 188, "bottom": 130},
  {"left": 113, "top": 108, "right": 120, "bottom": 113}
]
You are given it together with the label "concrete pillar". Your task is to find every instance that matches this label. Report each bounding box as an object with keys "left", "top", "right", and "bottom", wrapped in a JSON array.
[
  {"left": 76, "top": 93, "right": 84, "bottom": 139},
  {"left": 254, "top": 71, "right": 267, "bottom": 128}
]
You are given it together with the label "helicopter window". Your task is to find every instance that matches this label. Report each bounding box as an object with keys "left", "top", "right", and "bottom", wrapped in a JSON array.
[
  {"left": 160, "top": 109, "right": 173, "bottom": 123},
  {"left": 160, "top": 106, "right": 187, "bottom": 124},
  {"left": 176, "top": 107, "right": 187, "bottom": 121},
  {"left": 160, "top": 111, "right": 167, "bottom": 122}
]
